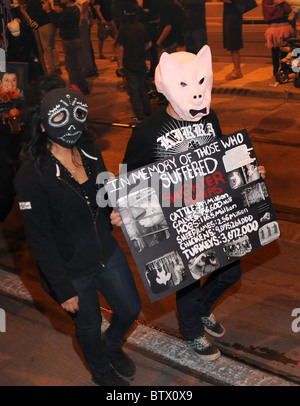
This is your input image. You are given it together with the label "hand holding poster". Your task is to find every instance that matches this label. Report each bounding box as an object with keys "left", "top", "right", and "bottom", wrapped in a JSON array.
[{"left": 102, "top": 129, "right": 280, "bottom": 302}]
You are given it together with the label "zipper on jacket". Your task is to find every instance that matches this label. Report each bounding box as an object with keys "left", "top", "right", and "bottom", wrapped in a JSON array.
[{"left": 58, "top": 176, "right": 105, "bottom": 267}]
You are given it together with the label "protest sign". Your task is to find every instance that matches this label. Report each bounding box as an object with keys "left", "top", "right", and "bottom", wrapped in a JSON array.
[{"left": 103, "top": 129, "right": 280, "bottom": 302}]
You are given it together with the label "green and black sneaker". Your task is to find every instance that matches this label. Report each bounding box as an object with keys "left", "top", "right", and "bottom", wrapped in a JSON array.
[
  {"left": 187, "top": 335, "right": 221, "bottom": 361},
  {"left": 201, "top": 313, "right": 225, "bottom": 338}
]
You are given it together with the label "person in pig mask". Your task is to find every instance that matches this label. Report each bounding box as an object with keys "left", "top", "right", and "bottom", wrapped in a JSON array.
[{"left": 112, "top": 46, "right": 266, "bottom": 361}]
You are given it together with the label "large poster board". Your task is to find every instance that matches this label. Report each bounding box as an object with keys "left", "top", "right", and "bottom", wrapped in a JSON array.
[{"left": 104, "top": 129, "right": 280, "bottom": 302}]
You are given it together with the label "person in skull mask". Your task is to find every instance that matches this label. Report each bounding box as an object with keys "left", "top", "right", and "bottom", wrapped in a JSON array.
[{"left": 14, "top": 76, "right": 141, "bottom": 386}]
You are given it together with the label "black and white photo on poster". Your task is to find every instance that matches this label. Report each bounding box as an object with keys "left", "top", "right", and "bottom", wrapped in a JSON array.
[
  {"left": 116, "top": 187, "right": 170, "bottom": 253},
  {"left": 103, "top": 129, "right": 280, "bottom": 302},
  {"left": 144, "top": 251, "right": 187, "bottom": 295}
]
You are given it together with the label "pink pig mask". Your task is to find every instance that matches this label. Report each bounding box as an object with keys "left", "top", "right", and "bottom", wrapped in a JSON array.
[{"left": 155, "top": 45, "right": 213, "bottom": 122}]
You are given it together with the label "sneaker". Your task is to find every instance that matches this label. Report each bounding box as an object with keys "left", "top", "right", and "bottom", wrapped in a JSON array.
[
  {"left": 187, "top": 335, "right": 221, "bottom": 361},
  {"left": 92, "top": 366, "right": 130, "bottom": 386},
  {"left": 201, "top": 313, "right": 225, "bottom": 338},
  {"left": 108, "top": 349, "right": 136, "bottom": 379}
]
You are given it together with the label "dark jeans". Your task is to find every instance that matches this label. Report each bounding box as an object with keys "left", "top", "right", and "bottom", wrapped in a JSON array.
[
  {"left": 79, "top": 20, "right": 97, "bottom": 73},
  {"left": 43, "top": 245, "right": 141, "bottom": 376},
  {"left": 176, "top": 261, "right": 243, "bottom": 340},
  {"left": 125, "top": 69, "right": 151, "bottom": 119},
  {"left": 62, "top": 38, "right": 89, "bottom": 93}
]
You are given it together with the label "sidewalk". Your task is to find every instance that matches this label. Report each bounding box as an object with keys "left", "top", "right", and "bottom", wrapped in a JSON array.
[
  {"left": 1, "top": 38, "right": 300, "bottom": 387},
  {"left": 212, "top": 60, "right": 300, "bottom": 102},
  {"left": 82, "top": 56, "right": 300, "bottom": 128}
]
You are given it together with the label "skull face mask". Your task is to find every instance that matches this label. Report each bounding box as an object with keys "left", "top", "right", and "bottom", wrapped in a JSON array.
[
  {"left": 155, "top": 45, "right": 213, "bottom": 122},
  {"left": 41, "top": 88, "right": 88, "bottom": 147}
]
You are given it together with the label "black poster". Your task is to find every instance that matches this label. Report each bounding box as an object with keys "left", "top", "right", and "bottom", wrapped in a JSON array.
[{"left": 103, "top": 129, "right": 280, "bottom": 302}]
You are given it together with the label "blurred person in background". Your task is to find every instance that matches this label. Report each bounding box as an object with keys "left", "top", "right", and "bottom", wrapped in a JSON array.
[
  {"left": 42, "top": 0, "right": 90, "bottom": 94},
  {"left": 26, "top": 0, "right": 61, "bottom": 74}
]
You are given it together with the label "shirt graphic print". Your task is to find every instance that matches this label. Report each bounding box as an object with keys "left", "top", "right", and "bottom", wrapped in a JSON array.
[{"left": 154, "top": 115, "right": 218, "bottom": 161}]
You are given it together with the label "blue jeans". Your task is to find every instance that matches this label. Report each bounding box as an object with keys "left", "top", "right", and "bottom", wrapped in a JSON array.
[
  {"left": 59, "top": 245, "right": 140, "bottom": 375},
  {"left": 176, "top": 261, "right": 242, "bottom": 340}
]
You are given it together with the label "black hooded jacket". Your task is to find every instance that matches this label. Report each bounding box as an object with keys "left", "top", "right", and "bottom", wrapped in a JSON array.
[{"left": 14, "top": 139, "right": 116, "bottom": 304}]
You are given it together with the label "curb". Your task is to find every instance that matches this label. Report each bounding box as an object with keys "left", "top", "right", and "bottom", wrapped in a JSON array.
[
  {"left": 0, "top": 266, "right": 297, "bottom": 387},
  {"left": 126, "top": 322, "right": 297, "bottom": 387}
]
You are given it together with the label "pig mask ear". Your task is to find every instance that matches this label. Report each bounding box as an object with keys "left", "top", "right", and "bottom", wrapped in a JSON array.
[{"left": 155, "top": 45, "right": 213, "bottom": 122}]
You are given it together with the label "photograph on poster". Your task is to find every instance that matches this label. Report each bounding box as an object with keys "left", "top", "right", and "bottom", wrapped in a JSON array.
[
  {"left": 259, "top": 221, "right": 280, "bottom": 246},
  {"left": 241, "top": 182, "right": 269, "bottom": 207},
  {"left": 117, "top": 187, "right": 170, "bottom": 252},
  {"left": 223, "top": 235, "right": 252, "bottom": 260},
  {"left": 0, "top": 62, "right": 28, "bottom": 95},
  {"left": 188, "top": 249, "right": 220, "bottom": 280},
  {"left": 144, "top": 251, "right": 186, "bottom": 294},
  {"left": 0, "top": 62, "right": 27, "bottom": 128},
  {"left": 227, "top": 162, "right": 261, "bottom": 190},
  {"left": 223, "top": 143, "right": 261, "bottom": 190}
]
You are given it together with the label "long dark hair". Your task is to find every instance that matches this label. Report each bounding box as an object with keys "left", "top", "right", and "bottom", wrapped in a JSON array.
[{"left": 20, "top": 75, "right": 66, "bottom": 168}]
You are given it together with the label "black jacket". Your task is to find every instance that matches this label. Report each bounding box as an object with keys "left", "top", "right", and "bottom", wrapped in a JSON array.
[{"left": 14, "top": 139, "right": 116, "bottom": 304}]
